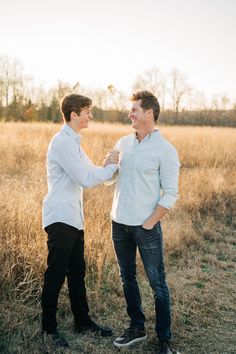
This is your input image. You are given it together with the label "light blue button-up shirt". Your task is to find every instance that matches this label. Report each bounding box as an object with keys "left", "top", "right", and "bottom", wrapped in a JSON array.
[
  {"left": 42, "top": 124, "right": 117, "bottom": 230},
  {"left": 111, "top": 130, "right": 180, "bottom": 226}
]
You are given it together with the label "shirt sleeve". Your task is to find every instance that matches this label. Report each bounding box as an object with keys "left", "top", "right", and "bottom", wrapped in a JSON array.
[
  {"left": 56, "top": 138, "right": 118, "bottom": 188},
  {"left": 104, "top": 139, "right": 121, "bottom": 186},
  {"left": 114, "top": 139, "right": 121, "bottom": 151},
  {"left": 158, "top": 148, "right": 180, "bottom": 209}
]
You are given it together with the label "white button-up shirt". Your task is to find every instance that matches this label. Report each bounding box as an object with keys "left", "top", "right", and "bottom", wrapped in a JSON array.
[
  {"left": 111, "top": 130, "right": 180, "bottom": 226},
  {"left": 42, "top": 124, "right": 117, "bottom": 230}
]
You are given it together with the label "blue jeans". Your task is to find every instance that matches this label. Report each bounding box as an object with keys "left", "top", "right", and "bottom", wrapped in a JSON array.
[{"left": 112, "top": 220, "right": 171, "bottom": 341}]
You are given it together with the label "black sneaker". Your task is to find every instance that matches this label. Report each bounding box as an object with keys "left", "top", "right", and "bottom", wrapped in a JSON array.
[
  {"left": 113, "top": 327, "right": 147, "bottom": 348},
  {"left": 159, "top": 341, "right": 173, "bottom": 354},
  {"left": 42, "top": 330, "right": 69, "bottom": 348},
  {"left": 75, "top": 320, "right": 112, "bottom": 337}
]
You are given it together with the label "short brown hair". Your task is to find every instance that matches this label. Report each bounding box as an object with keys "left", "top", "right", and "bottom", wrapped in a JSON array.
[
  {"left": 61, "top": 94, "right": 92, "bottom": 122},
  {"left": 131, "top": 90, "right": 160, "bottom": 122}
]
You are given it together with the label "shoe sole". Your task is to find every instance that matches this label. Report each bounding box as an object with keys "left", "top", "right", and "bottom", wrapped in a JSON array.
[{"left": 113, "top": 335, "right": 147, "bottom": 348}]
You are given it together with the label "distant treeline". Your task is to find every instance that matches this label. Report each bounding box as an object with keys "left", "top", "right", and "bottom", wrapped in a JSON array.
[
  {"left": 0, "top": 102, "right": 236, "bottom": 127},
  {"left": 1, "top": 55, "right": 236, "bottom": 127},
  {"left": 94, "top": 107, "right": 236, "bottom": 127},
  {"left": 159, "top": 109, "right": 236, "bottom": 127}
]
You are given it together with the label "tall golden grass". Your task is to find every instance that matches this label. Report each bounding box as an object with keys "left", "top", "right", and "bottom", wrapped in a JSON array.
[{"left": 0, "top": 122, "right": 235, "bottom": 353}]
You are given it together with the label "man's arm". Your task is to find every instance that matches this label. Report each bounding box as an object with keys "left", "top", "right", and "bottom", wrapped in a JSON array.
[
  {"left": 56, "top": 139, "right": 119, "bottom": 188},
  {"left": 142, "top": 204, "right": 168, "bottom": 230},
  {"left": 103, "top": 140, "right": 121, "bottom": 186},
  {"left": 143, "top": 148, "right": 180, "bottom": 229}
]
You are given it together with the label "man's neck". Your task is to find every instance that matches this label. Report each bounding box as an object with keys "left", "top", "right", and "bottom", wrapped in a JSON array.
[
  {"left": 136, "top": 126, "right": 156, "bottom": 142},
  {"left": 67, "top": 121, "right": 80, "bottom": 134}
]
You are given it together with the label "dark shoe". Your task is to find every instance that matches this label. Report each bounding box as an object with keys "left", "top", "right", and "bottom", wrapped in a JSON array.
[
  {"left": 42, "top": 330, "right": 69, "bottom": 348},
  {"left": 113, "top": 327, "right": 147, "bottom": 348},
  {"left": 75, "top": 320, "right": 112, "bottom": 337},
  {"left": 159, "top": 341, "right": 173, "bottom": 354}
]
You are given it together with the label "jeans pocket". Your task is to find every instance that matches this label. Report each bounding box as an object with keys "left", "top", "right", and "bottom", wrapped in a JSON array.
[
  {"left": 141, "top": 221, "right": 161, "bottom": 231},
  {"left": 136, "top": 223, "right": 162, "bottom": 248},
  {"left": 141, "top": 225, "right": 154, "bottom": 231}
]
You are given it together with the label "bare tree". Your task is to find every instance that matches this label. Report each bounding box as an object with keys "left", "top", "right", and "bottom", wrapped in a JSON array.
[
  {"left": 90, "top": 88, "right": 107, "bottom": 109},
  {"left": 168, "top": 68, "right": 192, "bottom": 118},
  {"left": 211, "top": 94, "right": 220, "bottom": 110},
  {"left": 220, "top": 94, "right": 230, "bottom": 110},
  {"left": 54, "top": 80, "right": 72, "bottom": 100},
  {"left": 0, "top": 55, "right": 12, "bottom": 107},
  {"left": 106, "top": 84, "right": 116, "bottom": 109},
  {"left": 115, "top": 91, "right": 128, "bottom": 111},
  {"left": 72, "top": 81, "right": 80, "bottom": 93},
  {"left": 0, "top": 55, "right": 26, "bottom": 107},
  {"left": 132, "top": 67, "right": 167, "bottom": 111},
  {"left": 186, "top": 90, "right": 208, "bottom": 111}
]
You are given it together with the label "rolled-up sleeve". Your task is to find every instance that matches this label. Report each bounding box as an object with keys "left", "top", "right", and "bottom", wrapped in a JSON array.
[
  {"left": 158, "top": 148, "right": 180, "bottom": 209},
  {"left": 56, "top": 138, "right": 118, "bottom": 188}
]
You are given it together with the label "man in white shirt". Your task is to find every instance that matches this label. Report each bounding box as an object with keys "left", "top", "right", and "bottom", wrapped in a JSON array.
[
  {"left": 111, "top": 91, "right": 180, "bottom": 354},
  {"left": 41, "top": 94, "right": 119, "bottom": 348}
]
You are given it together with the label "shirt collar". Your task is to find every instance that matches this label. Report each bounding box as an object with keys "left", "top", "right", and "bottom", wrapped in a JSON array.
[
  {"left": 134, "top": 129, "right": 160, "bottom": 142},
  {"left": 61, "top": 124, "right": 82, "bottom": 143}
]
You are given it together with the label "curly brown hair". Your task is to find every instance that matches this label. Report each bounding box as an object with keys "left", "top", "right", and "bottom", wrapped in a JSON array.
[
  {"left": 131, "top": 90, "right": 160, "bottom": 122},
  {"left": 61, "top": 94, "right": 92, "bottom": 122}
]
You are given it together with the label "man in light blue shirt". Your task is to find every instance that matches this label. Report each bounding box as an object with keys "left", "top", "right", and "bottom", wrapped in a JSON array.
[
  {"left": 41, "top": 94, "right": 119, "bottom": 348},
  {"left": 111, "top": 91, "right": 180, "bottom": 354}
]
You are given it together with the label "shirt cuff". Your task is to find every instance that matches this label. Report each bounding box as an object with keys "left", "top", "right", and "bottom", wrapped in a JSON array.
[
  {"left": 105, "top": 163, "right": 118, "bottom": 172},
  {"left": 158, "top": 193, "right": 178, "bottom": 209}
]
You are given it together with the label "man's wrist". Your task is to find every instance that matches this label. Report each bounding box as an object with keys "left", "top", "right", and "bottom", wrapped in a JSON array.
[{"left": 142, "top": 218, "right": 158, "bottom": 230}]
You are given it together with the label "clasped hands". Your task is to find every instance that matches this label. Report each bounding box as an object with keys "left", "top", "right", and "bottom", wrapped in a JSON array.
[{"left": 103, "top": 150, "right": 119, "bottom": 166}]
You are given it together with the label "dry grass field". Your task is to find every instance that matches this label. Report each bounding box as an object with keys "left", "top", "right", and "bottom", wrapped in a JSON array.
[{"left": 0, "top": 122, "right": 235, "bottom": 354}]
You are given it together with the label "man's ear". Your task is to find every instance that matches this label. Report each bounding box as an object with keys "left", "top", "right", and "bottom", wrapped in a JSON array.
[
  {"left": 146, "top": 108, "right": 153, "bottom": 119},
  {"left": 70, "top": 111, "right": 77, "bottom": 121}
]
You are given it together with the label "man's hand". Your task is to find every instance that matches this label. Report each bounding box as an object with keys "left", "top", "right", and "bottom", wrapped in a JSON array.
[
  {"left": 103, "top": 150, "right": 119, "bottom": 166},
  {"left": 142, "top": 204, "right": 168, "bottom": 230},
  {"left": 142, "top": 220, "right": 155, "bottom": 230}
]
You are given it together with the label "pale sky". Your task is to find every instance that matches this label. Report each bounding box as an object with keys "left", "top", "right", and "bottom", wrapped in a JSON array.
[{"left": 0, "top": 0, "right": 235, "bottom": 99}]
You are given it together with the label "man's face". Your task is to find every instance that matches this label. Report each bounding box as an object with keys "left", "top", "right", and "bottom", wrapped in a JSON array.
[
  {"left": 76, "top": 106, "right": 93, "bottom": 130},
  {"left": 128, "top": 100, "right": 147, "bottom": 130}
]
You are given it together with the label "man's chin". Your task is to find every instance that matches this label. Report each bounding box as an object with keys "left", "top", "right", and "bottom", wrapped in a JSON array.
[{"left": 78, "top": 124, "right": 89, "bottom": 131}]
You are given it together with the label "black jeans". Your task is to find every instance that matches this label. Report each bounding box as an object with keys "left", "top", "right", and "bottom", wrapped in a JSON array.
[
  {"left": 112, "top": 220, "right": 171, "bottom": 341},
  {"left": 41, "top": 222, "right": 90, "bottom": 333}
]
